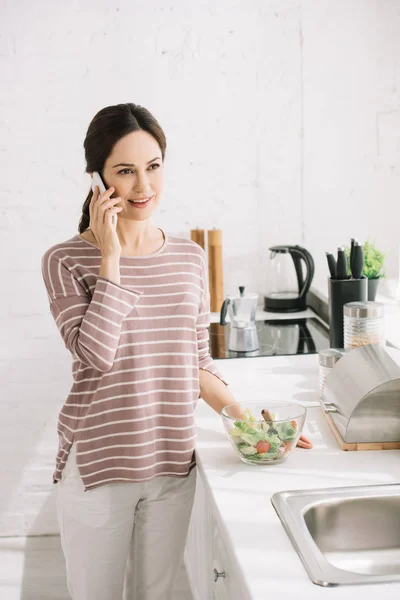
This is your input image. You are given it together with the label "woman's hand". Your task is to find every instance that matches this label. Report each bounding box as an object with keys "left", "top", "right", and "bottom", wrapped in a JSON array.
[
  {"left": 89, "top": 185, "right": 123, "bottom": 257},
  {"left": 296, "top": 434, "right": 313, "bottom": 449}
]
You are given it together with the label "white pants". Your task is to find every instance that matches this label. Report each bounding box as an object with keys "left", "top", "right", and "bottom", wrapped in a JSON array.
[{"left": 56, "top": 442, "right": 197, "bottom": 600}]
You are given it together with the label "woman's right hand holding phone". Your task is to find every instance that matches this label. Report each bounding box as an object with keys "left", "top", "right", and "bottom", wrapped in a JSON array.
[{"left": 89, "top": 186, "right": 123, "bottom": 257}]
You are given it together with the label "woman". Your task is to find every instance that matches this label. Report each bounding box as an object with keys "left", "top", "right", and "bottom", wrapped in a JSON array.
[{"left": 41, "top": 102, "right": 312, "bottom": 600}]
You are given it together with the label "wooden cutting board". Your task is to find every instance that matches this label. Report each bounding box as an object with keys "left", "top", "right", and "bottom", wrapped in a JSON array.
[{"left": 322, "top": 409, "right": 400, "bottom": 451}]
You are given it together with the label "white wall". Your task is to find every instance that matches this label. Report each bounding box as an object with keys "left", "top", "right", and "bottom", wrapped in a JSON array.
[
  {"left": 1, "top": 0, "right": 399, "bottom": 536},
  {"left": 302, "top": 0, "right": 400, "bottom": 290}
]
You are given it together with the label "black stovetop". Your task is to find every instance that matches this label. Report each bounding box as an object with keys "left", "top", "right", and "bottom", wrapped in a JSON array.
[{"left": 209, "top": 317, "right": 330, "bottom": 360}]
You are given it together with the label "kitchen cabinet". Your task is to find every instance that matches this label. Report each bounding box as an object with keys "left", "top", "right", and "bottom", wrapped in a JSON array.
[
  {"left": 184, "top": 470, "right": 213, "bottom": 600},
  {"left": 212, "top": 523, "right": 233, "bottom": 600},
  {"left": 185, "top": 470, "right": 251, "bottom": 600}
]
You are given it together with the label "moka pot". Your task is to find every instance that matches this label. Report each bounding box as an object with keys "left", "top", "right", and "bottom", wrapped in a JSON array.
[{"left": 220, "top": 286, "right": 259, "bottom": 352}]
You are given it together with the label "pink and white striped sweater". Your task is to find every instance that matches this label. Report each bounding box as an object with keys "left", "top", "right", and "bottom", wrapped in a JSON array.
[{"left": 41, "top": 229, "right": 228, "bottom": 492}]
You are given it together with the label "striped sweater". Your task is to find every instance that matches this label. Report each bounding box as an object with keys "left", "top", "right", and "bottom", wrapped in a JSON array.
[{"left": 41, "top": 229, "right": 228, "bottom": 492}]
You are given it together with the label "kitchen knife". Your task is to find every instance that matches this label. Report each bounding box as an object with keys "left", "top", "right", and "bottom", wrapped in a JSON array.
[
  {"left": 325, "top": 252, "right": 337, "bottom": 279},
  {"left": 351, "top": 242, "right": 364, "bottom": 279},
  {"left": 336, "top": 246, "right": 349, "bottom": 279},
  {"left": 350, "top": 238, "right": 356, "bottom": 274}
]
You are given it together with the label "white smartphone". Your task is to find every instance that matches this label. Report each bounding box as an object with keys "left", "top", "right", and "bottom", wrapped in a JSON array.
[{"left": 91, "top": 171, "right": 118, "bottom": 230}]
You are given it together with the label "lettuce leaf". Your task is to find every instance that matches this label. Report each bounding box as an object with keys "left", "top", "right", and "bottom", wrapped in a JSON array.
[
  {"left": 229, "top": 427, "right": 243, "bottom": 438},
  {"left": 274, "top": 421, "right": 297, "bottom": 441},
  {"left": 242, "top": 408, "right": 257, "bottom": 422},
  {"left": 240, "top": 431, "right": 264, "bottom": 446},
  {"left": 233, "top": 420, "right": 248, "bottom": 432},
  {"left": 239, "top": 445, "right": 258, "bottom": 456}
]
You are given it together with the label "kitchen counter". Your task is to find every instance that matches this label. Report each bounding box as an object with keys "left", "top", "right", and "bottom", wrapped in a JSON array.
[{"left": 190, "top": 353, "right": 400, "bottom": 599}]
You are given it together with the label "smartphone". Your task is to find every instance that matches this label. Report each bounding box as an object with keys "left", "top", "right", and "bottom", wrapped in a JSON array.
[{"left": 91, "top": 171, "right": 118, "bottom": 230}]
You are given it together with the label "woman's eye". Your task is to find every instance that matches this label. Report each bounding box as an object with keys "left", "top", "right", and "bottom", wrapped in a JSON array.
[{"left": 118, "top": 164, "right": 160, "bottom": 175}]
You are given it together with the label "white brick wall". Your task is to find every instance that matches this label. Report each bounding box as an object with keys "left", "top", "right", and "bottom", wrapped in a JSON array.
[{"left": 1, "top": 0, "right": 399, "bottom": 536}]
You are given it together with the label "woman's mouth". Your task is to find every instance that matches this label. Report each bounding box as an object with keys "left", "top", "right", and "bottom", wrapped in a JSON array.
[{"left": 128, "top": 195, "right": 154, "bottom": 208}]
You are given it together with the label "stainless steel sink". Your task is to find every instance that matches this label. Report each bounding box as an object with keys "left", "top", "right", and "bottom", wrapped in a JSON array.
[{"left": 271, "top": 483, "right": 400, "bottom": 586}]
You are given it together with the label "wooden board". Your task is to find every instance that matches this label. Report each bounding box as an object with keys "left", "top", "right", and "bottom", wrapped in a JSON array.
[{"left": 322, "top": 409, "right": 400, "bottom": 451}]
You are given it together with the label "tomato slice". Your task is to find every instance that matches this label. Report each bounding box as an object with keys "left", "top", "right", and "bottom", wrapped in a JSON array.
[{"left": 255, "top": 441, "right": 271, "bottom": 454}]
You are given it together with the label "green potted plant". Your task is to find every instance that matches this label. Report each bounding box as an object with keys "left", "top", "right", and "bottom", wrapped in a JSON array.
[{"left": 344, "top": 238, "right": 386, "bottom": 301}]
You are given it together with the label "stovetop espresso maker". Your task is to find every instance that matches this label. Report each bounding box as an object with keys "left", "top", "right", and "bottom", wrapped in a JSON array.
[{"left": 219, "top": 286, "right": 259, "bottom": 352}]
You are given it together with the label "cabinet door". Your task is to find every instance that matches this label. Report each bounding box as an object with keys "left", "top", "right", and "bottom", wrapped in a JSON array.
[
  {"left": 184, "top": 472, "right": 214, "bottom": 600},
  {"left": 212, "top": 526, "right": 229, "bottom": 600},
  {"left": 185, "top": 468, "right": 251, "bottom": 600},
  {"left": 212, "top": 518, "right": 251, "bottom": 600}
]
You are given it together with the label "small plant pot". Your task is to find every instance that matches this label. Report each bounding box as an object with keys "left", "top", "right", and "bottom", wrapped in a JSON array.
[{"left": 368, "top": 277, "right": 380, "bottom": 301}]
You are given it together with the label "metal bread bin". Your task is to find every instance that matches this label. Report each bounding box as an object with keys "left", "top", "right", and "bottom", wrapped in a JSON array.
[{"left": 321, "top": 344, "right": 400, "bottom": 443}]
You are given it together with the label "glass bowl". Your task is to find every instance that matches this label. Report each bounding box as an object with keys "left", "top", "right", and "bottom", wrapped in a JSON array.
[{"left": 221, "top": 400, "right": 307, "bottom": 466}]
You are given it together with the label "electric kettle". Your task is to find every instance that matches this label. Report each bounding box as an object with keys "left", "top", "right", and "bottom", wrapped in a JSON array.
[
  {"left": 264, "top": 245, "right": 314, "bottom": 313},
  {"left": 220, "top": 286, "right": 259, "bottom": 352}
]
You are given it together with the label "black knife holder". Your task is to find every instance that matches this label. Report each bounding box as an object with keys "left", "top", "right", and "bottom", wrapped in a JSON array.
[{"left": 328, "top": 278, "right": 368, "bottom": 348}]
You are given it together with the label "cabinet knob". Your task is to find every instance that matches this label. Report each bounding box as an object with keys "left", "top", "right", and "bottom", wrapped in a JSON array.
[{"left": 213, "top": 567, "right": 226, "bottom": 582}]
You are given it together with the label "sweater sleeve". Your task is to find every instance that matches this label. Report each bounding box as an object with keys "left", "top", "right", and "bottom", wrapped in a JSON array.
[
  {"left": 196, "top": 250, "right": 229, "bottom": 387},
  {"left": 41, "top": 249, "right": 143, "bottom": 372}
]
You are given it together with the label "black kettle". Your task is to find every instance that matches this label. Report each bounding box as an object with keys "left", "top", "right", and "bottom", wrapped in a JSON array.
[{"left": 264, "top": 245, "right": 314, "bottom": 313}]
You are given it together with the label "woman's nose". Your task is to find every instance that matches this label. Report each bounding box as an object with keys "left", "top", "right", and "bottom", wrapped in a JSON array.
[{"left": 134, "top": 172, "right": 151, "bottom": 193}]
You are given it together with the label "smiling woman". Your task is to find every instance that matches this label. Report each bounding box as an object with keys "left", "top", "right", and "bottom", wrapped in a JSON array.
[
  {"left": 78, "top": 104, "right": 168, "bottom": 259},
  {"left": 40, "top": 102, "right": 233, "bottom": 600}
]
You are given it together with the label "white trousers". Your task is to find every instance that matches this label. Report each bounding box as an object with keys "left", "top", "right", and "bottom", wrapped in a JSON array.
[{"left": 56, "top": 442, "right": 197, "bottom": 600}]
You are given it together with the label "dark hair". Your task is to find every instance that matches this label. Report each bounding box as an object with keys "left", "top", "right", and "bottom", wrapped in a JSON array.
[{"left": 79, "top": 103, "right": 167, "bottom": 233}]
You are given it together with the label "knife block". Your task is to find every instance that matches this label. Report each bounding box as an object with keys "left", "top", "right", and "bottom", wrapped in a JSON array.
[{"left": 328, "top": 277, "right": 367, "bottom": 348}]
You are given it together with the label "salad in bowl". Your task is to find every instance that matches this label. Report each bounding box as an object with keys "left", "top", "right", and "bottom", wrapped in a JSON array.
[{"left": 221, "top": 401, "right": 307, "bottom": 465}]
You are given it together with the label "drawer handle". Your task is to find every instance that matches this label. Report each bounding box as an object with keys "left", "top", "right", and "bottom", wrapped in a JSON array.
[{"left": 213, "top": 568, "right": 226, "bottom": 582}]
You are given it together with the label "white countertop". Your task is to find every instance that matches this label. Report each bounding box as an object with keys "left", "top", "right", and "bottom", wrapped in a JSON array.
[{"left": 194, "top": 353, "right": 400, "bottom": 599}]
